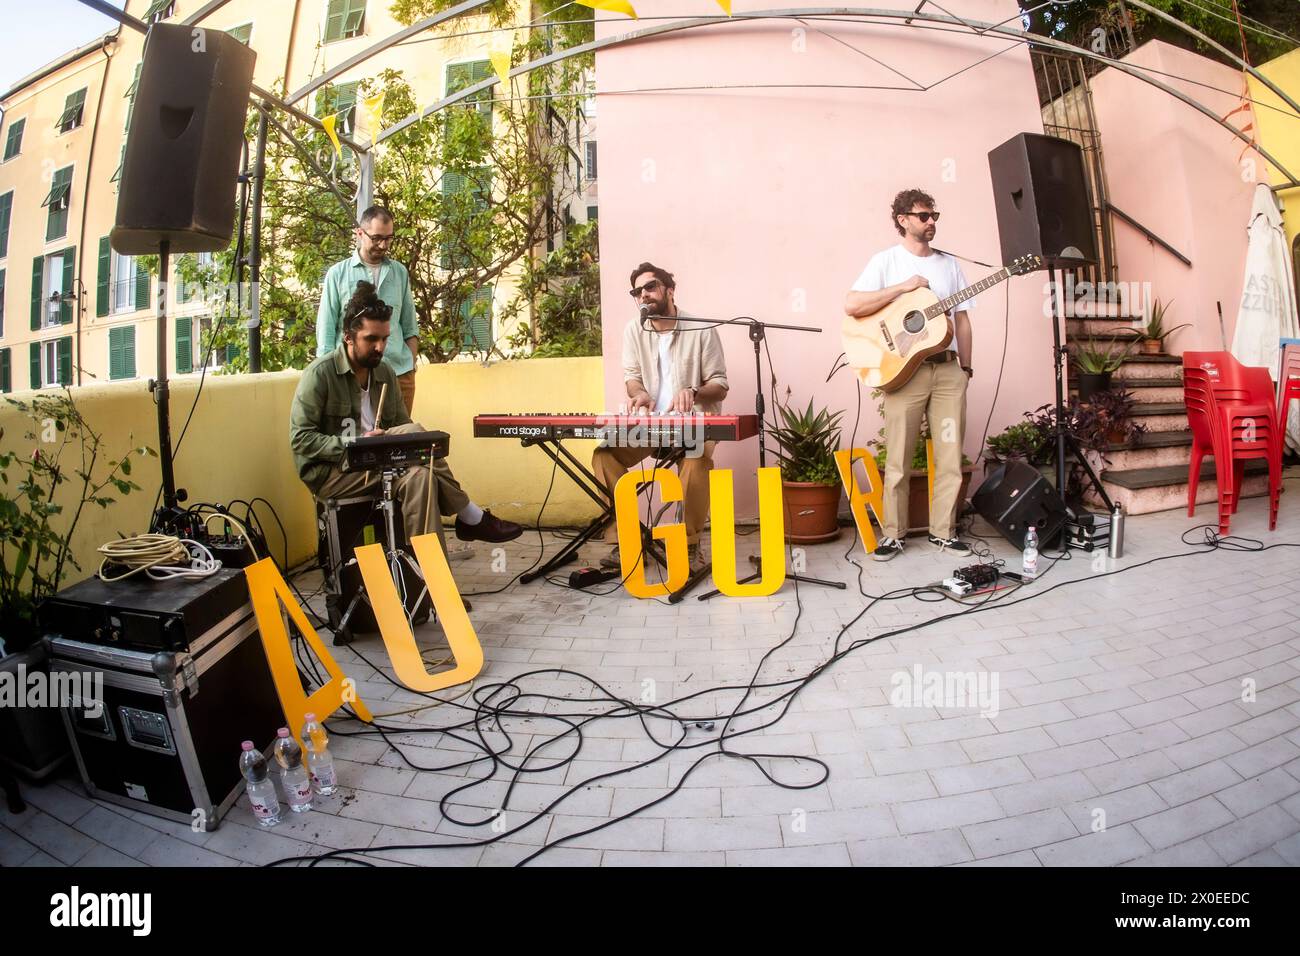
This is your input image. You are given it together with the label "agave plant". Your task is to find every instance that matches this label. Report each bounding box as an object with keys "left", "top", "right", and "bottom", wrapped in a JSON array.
[
  {"left": 767, "top": 392, "right": 844, "bottom": 486},
  {"left": 1140, "top": 298, "right": 1191, "bottom": 349},
  {"left": 1074, "top": 335, "right": 1134, "bottom": 374}
]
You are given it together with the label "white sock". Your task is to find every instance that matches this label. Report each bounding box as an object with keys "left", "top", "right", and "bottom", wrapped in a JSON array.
[{"left": 458, "top": 502, "right": 484, "bottom": 525}]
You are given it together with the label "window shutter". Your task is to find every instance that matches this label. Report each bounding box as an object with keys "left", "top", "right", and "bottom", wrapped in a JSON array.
[
  {"left": 135, "top": 261, "right": 150, "bottom": 311},
  {"left": 460, "top": 286, "right": 492, "bottom": 350},
  {"left": 97, "top": 236, "right": 111, "bottom": 316},
  {"left": 30, "top": 256, "right": 43, "bottom": 330},
  {"left": 60, "top": 247, "right": 75, "bottom": 323},
  {"left": 57, "top": 336, "right": 72, "bottom": 385},
  {"left": 109, "top": 327, "right": 122, "bottom": 380},
  {"left": 0, "top": 349, "right": 11, "bottom": 393},
  {"left": 324, "top": 0, "right": 345, "bottom": 41},
  {"left": 30, "top": 342, "right": 41, "bottom": 389},
  {"left": 176, "top": 316, "right": 192, "bottom": 373},
  {"left": 0, "top": 191, "right": 11, "bottom": 259},
  {"left": 123, "top": 326, "right": 136, "bottom": 378}
]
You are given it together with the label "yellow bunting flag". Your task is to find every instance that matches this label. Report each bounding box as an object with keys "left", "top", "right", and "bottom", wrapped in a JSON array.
[
  {"left": 362, "top": 90, "right": 385, "bottom": 141},
  {"left": 322, "top": 113, "right": 342, "bottom": 158},
  {"left": 715, "top": 0, "right": 732, "bottom": 13},
  {"left": 575, "top": 0, "right": 638, "bottom": 18},
  {"left": 489, "top": 49, "right": 512, "bottom": 89}
]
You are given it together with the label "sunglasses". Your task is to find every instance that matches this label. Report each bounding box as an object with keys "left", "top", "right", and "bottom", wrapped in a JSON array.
[
  {"left": 360, "top": 229, "right": 397, "bottom": 245},
  {"left": 628, "top": 279, "right": 663, "bottom": 299},
  {"left": 904, "top": 211, "right": 941, "bottom": 223}
]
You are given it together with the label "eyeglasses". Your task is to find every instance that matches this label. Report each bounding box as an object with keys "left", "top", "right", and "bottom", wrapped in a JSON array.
[
  {"left": 628, "top": 279, "right": 662, "bottom": 299},
  {"left": 904, "top": 211, "right": 941, "bottom": 223},
  {"left": 360, "top": 229, "right": 397, "bottom": 246}
]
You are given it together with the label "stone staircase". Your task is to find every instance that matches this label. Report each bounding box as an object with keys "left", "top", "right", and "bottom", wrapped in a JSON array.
[{"left": 1065, "top": 302, "right": 1270, "bottom": 515}]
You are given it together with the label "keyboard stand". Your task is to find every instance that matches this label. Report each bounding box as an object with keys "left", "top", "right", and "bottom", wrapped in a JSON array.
[{"left": 517, "top": 435, "right": 669, "bottom": 584}]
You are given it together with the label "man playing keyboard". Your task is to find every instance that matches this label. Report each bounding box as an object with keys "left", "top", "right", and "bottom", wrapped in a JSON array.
[
  {"left": 592, "top": 263, "right": 729, "bottom": 573},
  {"left": 290, "top": 280, "right": 523, "bottom": 558}
]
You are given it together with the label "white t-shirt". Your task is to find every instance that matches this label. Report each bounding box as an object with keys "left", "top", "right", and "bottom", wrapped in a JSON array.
[
  {"left": 851, "top": 245, "right": 975, "bottom": 353},
  {"left": 654, "top": 335, "right": 674, "bottom": 413},
  {"left": 359, "top": 379, "right": 375, "bottom": 433}
]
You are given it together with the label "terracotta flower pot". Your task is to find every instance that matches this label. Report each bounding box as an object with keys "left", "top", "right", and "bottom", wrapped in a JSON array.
[
  {"left": 1140, "top": 339, "right": 1162, "bottom": 355},
  {"left": 782, "top": 481, "right": 842, "bottom": 543}
]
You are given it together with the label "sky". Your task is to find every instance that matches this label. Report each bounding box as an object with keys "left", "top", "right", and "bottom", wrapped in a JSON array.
[{"left": 1, "top": 1, "right": 126, "bottom": 95}]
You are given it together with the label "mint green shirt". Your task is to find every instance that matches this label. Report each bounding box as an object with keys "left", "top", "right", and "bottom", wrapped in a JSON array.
[{"left": 316, "top": 252, "right": 420, "bottom": 375}]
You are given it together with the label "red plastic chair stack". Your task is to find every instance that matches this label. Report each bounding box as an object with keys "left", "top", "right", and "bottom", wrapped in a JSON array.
[
  {"left": 1278, "top": 340, "right": 1300, "bottom": 436},
  {"left": 1182, "top": 352, "right": 1282, "bottom": 534}
]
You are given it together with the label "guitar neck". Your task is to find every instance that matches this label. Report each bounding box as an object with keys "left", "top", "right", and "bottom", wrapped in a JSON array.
[{"left": 923, "top": 268, "right": 1010, "bottom": 319}]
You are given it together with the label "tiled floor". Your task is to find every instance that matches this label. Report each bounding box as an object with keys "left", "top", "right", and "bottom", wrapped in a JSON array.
[{"left": 4, "top": 496, "right": 1300, "bottom": 867}]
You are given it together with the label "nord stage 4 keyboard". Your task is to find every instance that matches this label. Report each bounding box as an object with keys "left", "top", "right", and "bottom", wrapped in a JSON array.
[{"left": 472, "top": 413, "right": 759, "bottom": 446}]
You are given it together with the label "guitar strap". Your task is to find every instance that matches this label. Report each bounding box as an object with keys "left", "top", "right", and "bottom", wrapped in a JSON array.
[{"left": 930, "top": 247, "right": 994, "bottom": 269}]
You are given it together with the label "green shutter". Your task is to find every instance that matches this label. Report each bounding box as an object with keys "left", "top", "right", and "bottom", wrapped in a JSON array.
[
  {"left": 325, "top": 0, "right": 364, "bottom": 42},
  {"left": 96, "top": 237, "right": 111, "bottom": 315},
  {"left": 108, "top": 327, "right": 122, "bottom": 380},
  {"left": 59, "top": 247, "right": 75, "bottom": 323},
  {"left": 176, "top": 316, "right": 192, "bottom": 373},
  {"left": 0, "top": 349, "right": 10, "bottom": 393},
  {"left": 135, "top": 261, "right": 149, "bottom": 311},
  {"left": 0, "top": 191, "right": 11, "bottom": 259},
  {"left": 57, "top": 336, "right": 71, "bottom": 386},
  {"left": 460, "top": 286, "right": 492, "bottom": 350},
  {"left": 3, "top": 118, "right": 24, "bottom": 160},
  {"left": 31, "top": 255, "right": 43, "bottom": 330},
  {"left": 58, "top": 89, "right": 86, "bottom": 132},
  {"left": 123, "top": 326, "right": 135, "bottom": 378},
  {"left": 30, "top": 342, "right": 40, "bottom": 389},
  {"left": 45, "top": 166, "right": 71, "bottom": 242}
]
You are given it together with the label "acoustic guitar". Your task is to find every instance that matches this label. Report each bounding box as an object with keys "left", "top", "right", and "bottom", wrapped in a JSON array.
[{"left": 841, "top": 254, "right": 1040, "bottom": 392}]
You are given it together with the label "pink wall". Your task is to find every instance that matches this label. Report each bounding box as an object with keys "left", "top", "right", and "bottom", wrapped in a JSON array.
[
  {"left": 594, "top": 1, "right": 1057, "bottom": 518},
  {"left": 1090, "top": 41, "right": 1258, "bottom": 351}
]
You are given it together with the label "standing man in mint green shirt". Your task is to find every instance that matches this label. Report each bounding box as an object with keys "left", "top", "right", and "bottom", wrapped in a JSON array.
[{"left": 318, "top": 206, "right": 422, "bottom": 413}]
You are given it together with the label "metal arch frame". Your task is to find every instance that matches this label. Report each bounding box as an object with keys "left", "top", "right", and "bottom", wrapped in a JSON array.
[{"left": 369, "top": 7, "right": 1300, "bottom": 189}]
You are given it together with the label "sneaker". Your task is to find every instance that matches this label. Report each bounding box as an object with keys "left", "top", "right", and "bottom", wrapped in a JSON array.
[
  {"left": 928, "top": 534, "right": 972, "bottom": 555},
  {"left": 686, "top": 543, "right": 708, "bottom": 576},
  {"left": 455, "top": 509, "right": 524, "bottom": 543},
  {"left": 600, "top": 545, "right": 622, "bottom": 570},
  {"left": 873, "top": 536, "right": 905, "bottom": 562}
]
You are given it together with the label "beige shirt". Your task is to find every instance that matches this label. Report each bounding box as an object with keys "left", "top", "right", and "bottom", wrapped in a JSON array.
[{"left": 621, "top": 310, "right": 730, "bottom": 414}]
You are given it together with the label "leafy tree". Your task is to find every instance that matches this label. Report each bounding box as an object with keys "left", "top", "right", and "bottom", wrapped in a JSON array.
[{"left": 503, "top": 219, "right": 602, "bottom": 357}]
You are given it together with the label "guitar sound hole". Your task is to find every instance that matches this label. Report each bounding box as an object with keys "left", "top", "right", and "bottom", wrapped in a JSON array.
[{"left": 903, "top": 311, "right": 926, "bottom": 334}]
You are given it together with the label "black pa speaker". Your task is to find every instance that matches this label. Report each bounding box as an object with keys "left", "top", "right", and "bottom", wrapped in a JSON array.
[
  {"left": 972, "top": 460, "right": 1068, "bottom": 551},
  {"left": 987, "top": 133, "right": 1097, "bottom": 268},
  {"left": 112, "top": 23, "right": 255, "bottom": 254}
]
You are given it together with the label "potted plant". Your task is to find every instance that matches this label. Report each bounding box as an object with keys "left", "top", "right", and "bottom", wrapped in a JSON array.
[
  {"left": 1076, "top": 389, "right": 1145, "bottom": 447},
  {"left": 1073, "top": 335, "right": 1134, "bottom": 401},
  {"left": 767, "top": 392, "right": 844, "bottom": 543},
  {"left": 1138, "top": 298, "right": 1191, "bottom": 355},
  {"left": 985, "top": 421, "right": 1049, "bottom": 466}
]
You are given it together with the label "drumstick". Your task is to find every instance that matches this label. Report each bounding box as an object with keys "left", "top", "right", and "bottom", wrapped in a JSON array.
[{"left": 375, "top": 382, "right": 388, "bottom": 431}]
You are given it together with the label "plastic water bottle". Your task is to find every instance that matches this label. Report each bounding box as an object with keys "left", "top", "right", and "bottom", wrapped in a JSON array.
[
  {"left": 301, "top": 713, "right": 338, "bottom": 796},
  {"left": 239, "top": 741, "right": 281, "bottom": 827},
  {"left": 1022, "top": 525, "right": 1039, "bottom": 581},
  {"left": 272, "top": 728, "right": 313, "bottom": 813}
]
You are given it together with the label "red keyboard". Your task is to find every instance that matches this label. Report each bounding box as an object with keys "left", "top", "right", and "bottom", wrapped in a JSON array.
[{"left": 473, "top": 413, "right": 760, "bottom": 445}]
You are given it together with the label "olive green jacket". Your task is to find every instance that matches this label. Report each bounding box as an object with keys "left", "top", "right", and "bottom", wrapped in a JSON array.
[{"left": 289, "top": 343, "right": 411, "bottom": 493}]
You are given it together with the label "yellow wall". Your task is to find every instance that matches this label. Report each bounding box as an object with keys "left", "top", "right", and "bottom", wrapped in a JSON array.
[
  {"left": 1251, "top": 49, "right": 1300, "bottom": 250},
  {"left": 0, "top": 356, "right": 603, "bottom": 589}
]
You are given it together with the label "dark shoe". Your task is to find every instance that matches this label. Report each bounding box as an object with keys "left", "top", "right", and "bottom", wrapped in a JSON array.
[
  {"left": 455, "top": 509, "right": 524, "bottom": 543},
  {"left": 872, "top": 537, "right": 904, "bottom": 562},
  {"left": 600, "top": 545, "right": 622, "bottom": 570},
  {"left": 928, "top": 534, "right": 972, "bottom": 555},
  {"left": 687, "top": 543, "right": 708, "bottom": 576}
]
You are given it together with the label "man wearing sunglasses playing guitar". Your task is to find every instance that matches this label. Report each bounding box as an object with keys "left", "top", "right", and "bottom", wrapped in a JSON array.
[{"left": 844, "top": 188, "right": 975, "bottom": 561}]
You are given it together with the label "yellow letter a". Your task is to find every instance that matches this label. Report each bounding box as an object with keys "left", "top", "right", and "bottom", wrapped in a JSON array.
[{"left": 834, "top": 448, "right": 886, "bottom": 555}]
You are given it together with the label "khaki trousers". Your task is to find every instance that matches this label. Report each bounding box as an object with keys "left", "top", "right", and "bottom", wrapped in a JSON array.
[
  {"left": 592, "top": 442, "right": 717, "bottom": 546},
  {"left": 882, "top": 360, "right": 968, "bottom": 540},
  {"left": 396, "top": 371, "right": 416, "bottom": 416},
  {"left": 314, "top": 422, "right": 470, "bottom": 552}
]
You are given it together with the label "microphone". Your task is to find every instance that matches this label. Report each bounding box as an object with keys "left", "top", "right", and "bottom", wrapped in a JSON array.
[{"left": 639, "top": 304, "right": 654, "bottom": 329}]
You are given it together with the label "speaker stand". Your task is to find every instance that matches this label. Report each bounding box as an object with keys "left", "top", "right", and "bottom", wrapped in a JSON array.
[
  {"left": 1047, "top": 266, "right": 1115, "bottom": 540},
  {"left": 149, "top": 239, "right": 181, "bottom": 526}
]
